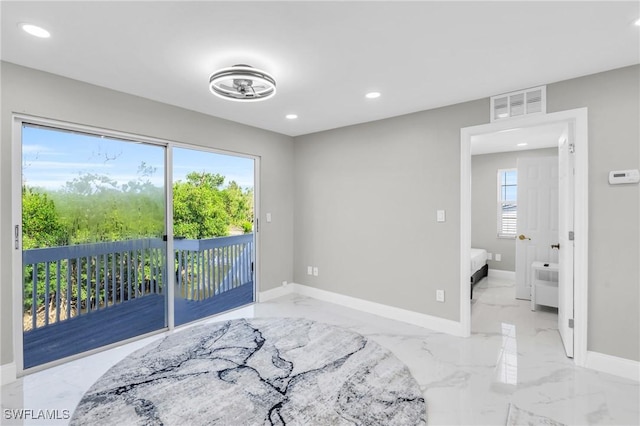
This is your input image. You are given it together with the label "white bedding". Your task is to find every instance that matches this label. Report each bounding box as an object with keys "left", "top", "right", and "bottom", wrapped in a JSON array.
[{"left": 471, "top": 248, "right": 488, "bottom": 276}]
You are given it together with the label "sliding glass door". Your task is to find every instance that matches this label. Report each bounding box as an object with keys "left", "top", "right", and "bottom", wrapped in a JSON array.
[
  {"left": 16, "top": 118, "right": 258, "bottom": 370},
  {"left": 172, "top": 147, "right": 255, "bottom": 326},
  {"left": 20, "top": 123, "right": 168, "bottom": 369}
]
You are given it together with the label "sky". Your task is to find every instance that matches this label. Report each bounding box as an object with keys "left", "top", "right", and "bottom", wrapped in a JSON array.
[{"left": 22, "top": 125, "right": 255, "bottom": 191}]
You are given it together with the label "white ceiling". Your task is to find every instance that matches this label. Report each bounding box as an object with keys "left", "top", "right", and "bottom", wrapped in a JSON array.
[
  {"left": 471, "top": 122, "right": 567, "bottom": 155},
  {"left": 2, "top": 1, "right": 639, "bottom": 137}
]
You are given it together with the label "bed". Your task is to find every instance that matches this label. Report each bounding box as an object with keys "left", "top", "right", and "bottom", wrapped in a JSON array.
[{"left": 470, "top": 248, "right": 489, "bottom": 299}]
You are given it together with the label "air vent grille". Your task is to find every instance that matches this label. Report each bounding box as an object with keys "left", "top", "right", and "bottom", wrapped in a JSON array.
[{"left": 490, "top": 86, "right": 546, "bottom": 121}]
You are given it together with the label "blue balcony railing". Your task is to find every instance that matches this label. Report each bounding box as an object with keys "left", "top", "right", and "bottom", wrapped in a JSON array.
[{"left": 22, "top": 234, "right": 254, "bottom": 332}]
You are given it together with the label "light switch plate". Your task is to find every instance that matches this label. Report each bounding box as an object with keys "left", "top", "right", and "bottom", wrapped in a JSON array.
[{"left": 437, "top": 210, "right": 446, "bottom": 222}]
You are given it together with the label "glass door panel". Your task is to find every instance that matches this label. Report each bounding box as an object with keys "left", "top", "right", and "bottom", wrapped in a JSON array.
[
  {"left": 21, "top": 124, "right": 167, "bottom": 368},
  {"left": 172, "top": 147, "right": 255, "bottom": 326}
]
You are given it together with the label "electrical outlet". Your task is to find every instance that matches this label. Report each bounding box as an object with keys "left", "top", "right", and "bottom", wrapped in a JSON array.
[
  {"left": 495, "top": 254, "right": 501, "bottom": 261},
  {"left": 436, "top": 289, "right": 445, "bottom": 302},
  {"left": 307, "top": 266, "right": 313, "bottom": 275},
  {"left": 487, "top": 253, "right": 493, "bottom": 260},
  {"left": 313, "top": 267, "right": 319, "bottom": 276}
]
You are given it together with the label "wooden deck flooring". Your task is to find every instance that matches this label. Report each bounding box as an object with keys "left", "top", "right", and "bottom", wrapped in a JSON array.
[
  {"left": 175, "top": 282, "right": 253, "bottom": 326},
  {"left": 23, "top": 283, "right": 254, "bottom": 369}
]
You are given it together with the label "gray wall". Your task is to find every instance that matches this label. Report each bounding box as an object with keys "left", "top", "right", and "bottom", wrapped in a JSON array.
[
  {"left": 294, "top": 101, "right": 488, "bottom": 321},
  {"left": 0, "top": 62, "right": 295, "bottom": 366},
  {"left": 471, "top": 148, "right": 557, "bottom": 272},
  {"left": 294, "top": 65, "right": 639, "bottom": 362},
  {"left": 547, "top": 65, "right": 639, "bottom": 361},
  {"left": 2, "top": 62, "right": 638, "bottom": 367}
]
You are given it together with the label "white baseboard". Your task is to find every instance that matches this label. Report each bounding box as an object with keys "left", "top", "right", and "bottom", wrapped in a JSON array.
[
  {"left": 258, "top": 284, "right": 295, "bottom": 302},
  {"left": 585, "top": 351, "right": 640, "bottom": 381},
  {"left": 289, "top": 283, "right": 465, "bottom": 337},
  {"left": 488, "top": 269, "right": 516, "bottom": 280},
  {"left": 1, "top": 362, "right": 17, "bottom": 385}
]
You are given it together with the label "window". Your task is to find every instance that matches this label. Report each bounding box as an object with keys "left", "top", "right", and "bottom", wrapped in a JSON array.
[{"left": 497, "top": 169, "right": 517, "bottom": 238}]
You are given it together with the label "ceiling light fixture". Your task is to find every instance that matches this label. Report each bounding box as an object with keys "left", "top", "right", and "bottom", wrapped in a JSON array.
[
  {"left": 517, "top": 142, "right": 528, "bottom": 147},
  {"left": 365, "top": 92, "right": 381, "bottom": 99},
  {"left": 285, "top": 114, "right": 298, "bottom": 120},
  {"left": 20, "top": 23, "right": 50, "bottom": 38},
  {"left": 635, "top": 18, "right": 640, "bottom": 26},
  {"left": 209, "top": 64, "right": 276, "bottom": 101}
]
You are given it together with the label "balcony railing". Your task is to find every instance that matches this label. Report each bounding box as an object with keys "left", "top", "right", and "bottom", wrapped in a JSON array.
[{"left": 22, "top": 234, "right": 254, "bottom": 332}]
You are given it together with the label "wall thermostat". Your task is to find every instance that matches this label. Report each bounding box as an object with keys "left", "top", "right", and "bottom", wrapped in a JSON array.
[{"left": 609, "top": 169, "right": 640, "bottom": 185}]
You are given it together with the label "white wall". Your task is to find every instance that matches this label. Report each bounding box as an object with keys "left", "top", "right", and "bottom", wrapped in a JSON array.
[{"left": 0, "top": 62, "right": 295, "bottom": 366}]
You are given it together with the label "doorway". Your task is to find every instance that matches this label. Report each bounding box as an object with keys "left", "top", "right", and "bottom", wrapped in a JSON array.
[
  {"left": 460, "top": 109, "right": 589, "bottom": 366},
  {"left": 172, "top": 147, "right": 256, "bottom": 326},
  {"left": 12, "top": 116, "right": 258, "bottom": 373}
]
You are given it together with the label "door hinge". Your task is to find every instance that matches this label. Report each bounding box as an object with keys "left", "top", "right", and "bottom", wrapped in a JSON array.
[
  {"left": 569, "top": 143, "right": 575, "bottom": 154},
  {"left": 568, "top": 318, "right": 574, "bottom": 329},
  {"left": 568, "top": 231, "right": 574, "bottom": 241},
  {"left": 14, "top": 225, "right": 19, "bottom": 250}
]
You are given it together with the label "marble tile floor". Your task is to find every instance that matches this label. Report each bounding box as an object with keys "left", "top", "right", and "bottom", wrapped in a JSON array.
[{"left": 2, "top": 276, "right": 638, "bottom": 425}]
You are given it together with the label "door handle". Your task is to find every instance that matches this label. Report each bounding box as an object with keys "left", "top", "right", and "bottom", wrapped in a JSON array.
[
  {"left": 518, "top": 234, "right": 531, "bottom": 241},
  {"left": 551, "top": 243, "right": 560, "bottom": 249}
]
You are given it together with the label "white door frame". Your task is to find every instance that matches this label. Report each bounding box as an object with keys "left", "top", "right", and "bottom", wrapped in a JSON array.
[{"left": 459, "top": 108, "right": 588, "bottom": 367}]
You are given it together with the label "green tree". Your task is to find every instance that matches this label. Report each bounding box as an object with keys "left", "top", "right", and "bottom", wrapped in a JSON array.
[
  {"left": 173, "top": 172, "right": 229, "bottom": 238},
  {"left": 223, "top": 181, "right": 254, "bottom": 232},
  {"left": 22, "top": 186, "right": 67, "bottom": 249}
]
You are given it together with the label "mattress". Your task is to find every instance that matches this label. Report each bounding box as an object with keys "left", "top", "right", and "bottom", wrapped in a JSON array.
[{"left": 470, "top": 248, "right": 488, "bottom": 275}]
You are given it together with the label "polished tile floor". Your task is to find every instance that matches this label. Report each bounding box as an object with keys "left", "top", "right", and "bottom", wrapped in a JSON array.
[{"left": 2, "top": 276, "right": 639, "bottom": 425}]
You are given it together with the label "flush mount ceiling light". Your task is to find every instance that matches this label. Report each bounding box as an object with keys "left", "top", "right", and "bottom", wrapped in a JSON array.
[
  {"left": 365, "top": 91, "right": 381, "bottom": 99},
  {"left": 285, "top": 114, "right": 298, "bottom": 120},
  {"left": 20, "top": 23, "right": 50, "bottom": 38},
  {"left": 209, "top": 64, "right": 276, "bottom": 101}
]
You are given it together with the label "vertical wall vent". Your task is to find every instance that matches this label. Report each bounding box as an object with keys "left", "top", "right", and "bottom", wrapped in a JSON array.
[{"left": 490, "top": 86, "right": 546, "bottom": 122}]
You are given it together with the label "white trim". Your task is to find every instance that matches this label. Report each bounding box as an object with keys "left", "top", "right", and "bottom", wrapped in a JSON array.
[
  {"left": 488, "top": 269, "right": 516, "bottom": 280},
  {"left": 585, "top": 351, "right": 640, "bottom": 381},
  {"left": 292, "top": 283, "right": 465, "bottom": 337},
  {"left": 12, "top": 116, "right": 24, "bottom": 375},
  {"left": 460, "top": 108, "right": 589, "bottom": 365},
  {"left": 572, "top": 110, "right": 589, "bottom": 367},
  {"left": 0, "top": 362, "right": 17, "bottom": 385},
  {"left": 258, "top": 284, "right": 295, "bottom": 302},
  {"left": 253, "top": 157, "right": 261, "bottom": 304}
]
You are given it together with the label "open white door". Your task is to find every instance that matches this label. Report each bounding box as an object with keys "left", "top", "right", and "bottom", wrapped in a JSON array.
[
  {"left": 515, "top": 157, "right": 559, "bottom": 300},
  {"left": 557, "top": 126, "right": 574, "bottom": 358}
]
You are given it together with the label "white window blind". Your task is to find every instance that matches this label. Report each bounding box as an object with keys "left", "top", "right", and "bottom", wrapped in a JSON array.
[{"left": 497, "top": 169, "right": 517, "bottom": 238}]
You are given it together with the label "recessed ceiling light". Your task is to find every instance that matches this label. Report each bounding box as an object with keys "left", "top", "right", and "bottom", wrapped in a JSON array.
[
  {"left": 20, "top": 23, "right": 51, "bottom": 38},
  {"left": 517, "top": 142, "right": 528, "bottom": 147},
  {"left": 365, "top": 92, "right": 381, "bottom": 99},
  {"left": 285, "top": 114, "right": 298, "bottom": 120}
]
